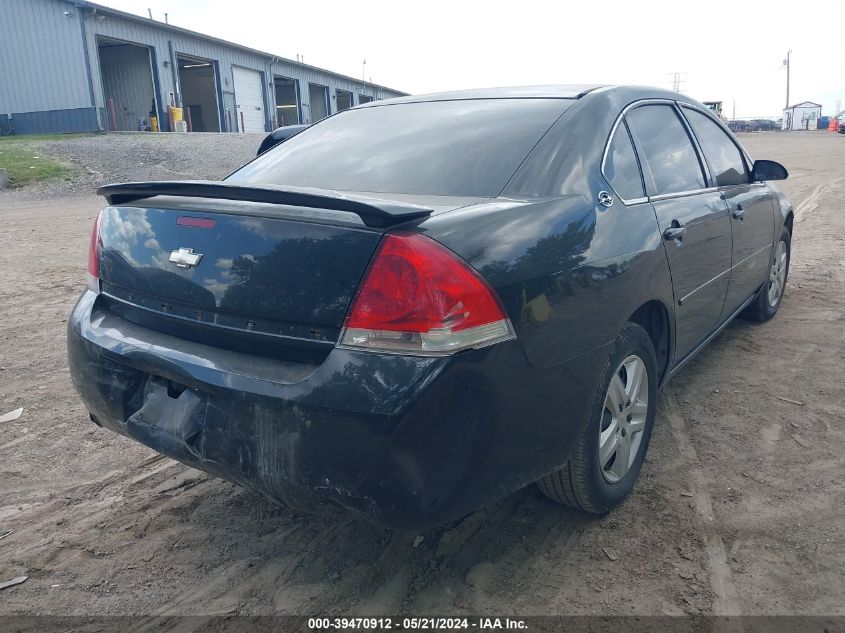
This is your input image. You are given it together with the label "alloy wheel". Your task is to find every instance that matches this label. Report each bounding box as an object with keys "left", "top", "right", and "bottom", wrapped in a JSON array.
[
  {"left": 599, "top": 355, "right": 649, "bottom": 484},
  {"left": 768, "top": 239, "right": 788, "bottom": 308}
]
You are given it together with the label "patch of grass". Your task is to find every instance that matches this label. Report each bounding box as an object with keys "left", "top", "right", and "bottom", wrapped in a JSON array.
[
  {"left": 0, "top": 143, "right": 72, "bottom": 187},
  {"left": 0, "top": 132, "right": 96, "bottom": 143}
]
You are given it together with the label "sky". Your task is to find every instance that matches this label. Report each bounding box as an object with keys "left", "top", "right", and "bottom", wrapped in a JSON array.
[{"left": 96, "top": 0, "right": 845, "bottom": 119}]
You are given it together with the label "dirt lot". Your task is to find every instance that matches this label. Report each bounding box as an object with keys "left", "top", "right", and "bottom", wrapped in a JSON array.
[{"left": 0, "top": 132, "right": 843, "bottom": 618}]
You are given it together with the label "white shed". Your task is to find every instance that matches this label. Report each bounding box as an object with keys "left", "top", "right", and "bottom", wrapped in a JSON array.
[{"left": 782, "top": 101, "right": 822, "bottom": 130}]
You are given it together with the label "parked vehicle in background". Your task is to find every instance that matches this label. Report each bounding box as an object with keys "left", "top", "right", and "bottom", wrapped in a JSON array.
[
  {"left": 727, "top": 120, "right": 750, "bottom": 133},
  {"left": 728, "top": 119, "right": 779, "bottom": 133},
  {"left": 67, "top": 85, "right": 793, "bottom": 529},
  {"left": 256, "top": 124, "right": 310, "bottom": 155},
  {"left": 752, "top": 119, "right": 780, "bottom": 131}
]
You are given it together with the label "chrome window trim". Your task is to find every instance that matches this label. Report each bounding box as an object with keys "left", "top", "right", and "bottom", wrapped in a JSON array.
[
  {"left": 601, "top": 98, "right": 717, "bottom": 205},
  {"left": 600, "top": 99, "right": 674, "bottom": 205},
  {"left": 679, "top": 103, "right": 754, "bottom": 188},
  {"left": 674, "top": 103, "right": 714, "bottom": 186},
  {"left": 599, "top": 121, "right": 648, "bottom": 206},
  {"left": 649, "top": 186, "right": 719, "bottom": 202}
]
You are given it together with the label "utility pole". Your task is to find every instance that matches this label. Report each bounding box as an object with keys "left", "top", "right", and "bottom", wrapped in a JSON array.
[
  {"left": 667, "top": 72, "right": 686, "bottom": 93},
  {"left": 783, "top": 51, "right": 791, "bottom": 109}
]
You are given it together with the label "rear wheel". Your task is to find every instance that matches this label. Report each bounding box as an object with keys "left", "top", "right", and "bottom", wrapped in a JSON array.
[
  {"left": 538, "top": 323, "right": 658, "bottom": 513},
  {"left": 743, "top": 226, "right": 791, "bottom": 322}
]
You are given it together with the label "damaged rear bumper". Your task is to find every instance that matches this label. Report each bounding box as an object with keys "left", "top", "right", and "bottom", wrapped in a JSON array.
[{"left": 67, "top": 291, "right": 602, "bottom": 529}]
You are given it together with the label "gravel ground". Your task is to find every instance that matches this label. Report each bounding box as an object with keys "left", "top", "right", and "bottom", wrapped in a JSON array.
[
  {"left": 0, "top": 131, "right": 843, "bottom": 620},
  {"left": 0, "top": 132, "right": 265, "bottom": 199}
]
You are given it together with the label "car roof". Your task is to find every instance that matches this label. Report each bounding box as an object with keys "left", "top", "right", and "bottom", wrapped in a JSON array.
[
  {"left": 357, "top": 85, "right": 715, "bottom": 112},
  {"left": 358, "top": 84, "right": 608, "bottom": 106}
]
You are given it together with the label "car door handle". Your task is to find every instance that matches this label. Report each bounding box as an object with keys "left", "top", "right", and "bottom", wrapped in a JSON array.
[
  {"left": 663, "top": 222, "right": 686, "bottom": 242},
  {"left": 731, "top": 205, "right": 745, "bottom": 221}
]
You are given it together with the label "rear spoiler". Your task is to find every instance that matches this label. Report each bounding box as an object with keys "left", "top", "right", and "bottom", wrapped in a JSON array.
[{"left": 97, "top": 181, "right": 433, "bottom": 228}]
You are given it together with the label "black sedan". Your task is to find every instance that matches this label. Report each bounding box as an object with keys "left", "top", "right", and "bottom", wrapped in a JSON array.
[{"left": 68, "top": 85, "right": 792, "bottom": 528}]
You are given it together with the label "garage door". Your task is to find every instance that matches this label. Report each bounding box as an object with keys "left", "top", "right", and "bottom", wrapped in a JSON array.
[{"left": 232, "top": 67, "right": 265, "bottom": 133}]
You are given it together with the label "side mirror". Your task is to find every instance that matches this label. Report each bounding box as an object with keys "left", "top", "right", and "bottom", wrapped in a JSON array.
[
  {"left": 751, "top": 159, "right": 788, "bottom": 182},
  {"left": 257, "top": 133, "right": 281, "bottom": 156}
]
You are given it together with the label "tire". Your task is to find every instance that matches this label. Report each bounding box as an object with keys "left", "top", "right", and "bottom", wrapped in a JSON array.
[
  {"left": 538, "top": 323, "right": 658, "bottom": 513},
  {"left": 743, "top": 226, "right": 791, "bottom": 322}
]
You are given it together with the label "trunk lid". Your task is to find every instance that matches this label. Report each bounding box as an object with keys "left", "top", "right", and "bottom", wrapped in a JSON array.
[
  {"left": 94, "top": 189, "right": 482, "bottom": 363},
  {"left": 97, "top": 200, "right": 384, "bottom": 363}
]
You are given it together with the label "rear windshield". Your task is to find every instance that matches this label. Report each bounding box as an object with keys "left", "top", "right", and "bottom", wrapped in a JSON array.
[{"left": 228, "top": 99, "right": 572, "bottom": 197}]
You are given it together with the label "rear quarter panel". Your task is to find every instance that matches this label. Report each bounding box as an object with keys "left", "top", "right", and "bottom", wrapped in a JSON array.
[
  {"left": 420, "top": 196, "right": 672, "bottom": 371},
  {"left": 419, "top": 89, "right": 676, "bottom": 373}
]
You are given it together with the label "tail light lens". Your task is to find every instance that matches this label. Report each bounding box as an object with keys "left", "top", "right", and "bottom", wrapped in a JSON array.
[
  {"left": 341, "top": 233, "right": 515, "bottom": 355},
  {"left": 87, "top": 211, "right": 102, "bottom": 293}
]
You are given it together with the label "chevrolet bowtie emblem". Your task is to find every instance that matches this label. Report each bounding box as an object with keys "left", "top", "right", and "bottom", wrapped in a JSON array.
[{"left": 169, "top": 247, "right": 203, "bottom": 268}]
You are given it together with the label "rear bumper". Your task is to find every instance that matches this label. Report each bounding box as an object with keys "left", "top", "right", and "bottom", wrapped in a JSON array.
[{"left": 67, "top": 290, "right": 607, "bottom": 529}]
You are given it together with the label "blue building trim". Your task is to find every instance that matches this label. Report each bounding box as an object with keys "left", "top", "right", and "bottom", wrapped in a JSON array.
[
  {"left": 294, "top": 78, "right": 303, "bottom": 126},
  {"left": 1, "top": 108, "right": 100, "bottom": 135},
  {"left": 213, "top": 60, "right": 227, "bottom": 132},
  {"left": 148, "top": 47, "right": 168, "bottom": 132},
  {"left": 77, "top": 7, "right": 97, "bottom": 111},
  {"left": 261, "top": 70, "right": 271, "bottom": 133}
]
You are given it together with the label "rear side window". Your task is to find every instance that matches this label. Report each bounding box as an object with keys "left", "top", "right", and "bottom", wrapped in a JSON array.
[
  {"left": 604, "top": 122, "right": 644, "bottom": 200},
  {"left": 684, "top": 108, "right": 749, "bottom": 187},
  {"left": 228, "top": 99, "right": 572, "bottom": 197},
  {"left": 626, "top": 104, "right": 705, "bottom": 196}
]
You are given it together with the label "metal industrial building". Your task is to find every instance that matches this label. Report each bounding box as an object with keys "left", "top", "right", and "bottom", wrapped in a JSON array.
[{"left": 0, "top": 0, "right": 406, "bottom": 135}]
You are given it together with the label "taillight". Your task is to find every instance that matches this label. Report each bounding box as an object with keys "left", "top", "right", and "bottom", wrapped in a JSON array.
[
  {"left": 87, "top": 211, "right": 102, "bottom": 293},
  {"left": 340, "top": 233, "right": 515, "bottom": 355}
]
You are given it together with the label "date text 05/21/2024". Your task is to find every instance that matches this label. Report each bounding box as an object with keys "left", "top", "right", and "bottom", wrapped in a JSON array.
[{"left": 307, "top": 617, "right": 528, "bottom": 630}]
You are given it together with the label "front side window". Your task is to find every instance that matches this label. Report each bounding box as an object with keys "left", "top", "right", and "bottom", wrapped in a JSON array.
[
  {"left": 604, "top": 122, "right": 644, "bottom": 200},
  {"left": 626, "top": 104, "right": 705, "bottom": 196},
  {"left": 684, "top": 108, "right": 748, "bottom": 187}
]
